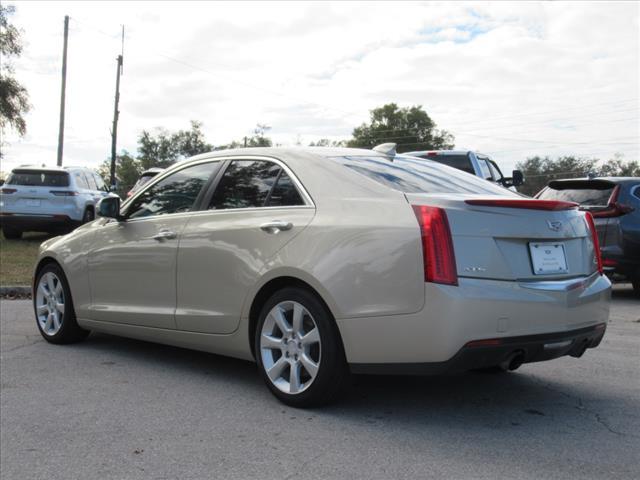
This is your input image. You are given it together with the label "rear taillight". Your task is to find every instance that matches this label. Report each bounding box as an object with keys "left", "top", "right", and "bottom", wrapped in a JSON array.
[
  {"left": 50, "top": 190, "right": 78, "bottom": 196},
  {"left": 591, "top": 185, "right": 635, "bottom": 218},
  {"left": 426, "top": 151, "right": 438, "bottom": 157},
  {"left": 412, "top": 205, "right": 458, "bottom": 286},
  {"left": 1, "top": 188, "right": 17, "bottom": 194},
  {"left": 465, "top": 199, "right": 579, "bottom": 211},
  {"left": 584, "top": 212, "right": 603, "bottom": 275}
]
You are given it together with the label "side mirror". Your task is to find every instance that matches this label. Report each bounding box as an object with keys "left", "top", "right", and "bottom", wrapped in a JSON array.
[
  {"left": 97, "top": 196, "right": 123, "bottom": 220},
  {"left": 511, "top": 170, "right": 524, "bottom": 187}
]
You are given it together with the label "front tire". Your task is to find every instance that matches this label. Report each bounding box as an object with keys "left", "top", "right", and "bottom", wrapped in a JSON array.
[
  {"left": 255, "top": 287, "right": 349, "bottom": 407},
  {"left": 33, "top": 263, "right": 89, "bottom": 344}
]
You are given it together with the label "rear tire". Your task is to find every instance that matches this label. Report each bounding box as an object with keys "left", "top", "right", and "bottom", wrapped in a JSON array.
[
  {"left": 2, "top": 226, "right": 22, "bottom": 239},
  {"left": 255, "top": 287, "right": 349, "bottom": 407},
  {"left": 33, "top": 263, "right": 90, "bottom": 344}
]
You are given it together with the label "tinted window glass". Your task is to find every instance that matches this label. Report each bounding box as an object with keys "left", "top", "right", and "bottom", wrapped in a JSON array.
[
  {"left": 477, "top": 159, "right": 492, "bottom": 180},
  {"left": 73, "top": 172, "right": 89, "bottom": 189},
  {"left": 267, "top": 172, "right": 304, "bottom": 207},
  {"left": 537, "top": 183, "right": 614, "bottom": 206},
  {"left": 331, "top": 156, "right": 516, "bottom": 196},
  {"left": 85, "top": 172, "right": 98, "bottom": 190},
  {"left": 6, "top": 170, "right": 70, "bottom": 187},
  {"left": 488, "top": 160, "right": 503, "bottom": 181},
  {"left": 209, "top": 160, "right": 281, "bottom": 210},
  {"left": 413, "top": 154, "right": 474, "bottom": 174},
  {"left": 93, "top": 174, "right": 106, "bottom": 191},
  {"left": 127, "top": 162, "right": 218, "bottom": 219}
]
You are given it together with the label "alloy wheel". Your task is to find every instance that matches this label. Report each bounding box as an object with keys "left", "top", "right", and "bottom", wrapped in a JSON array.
[
  {"left": 259, "top": 301, "right": 321, "bottom": 394},
  {"left": 35, "top": 272, "right": 65, "bottom": 336}
]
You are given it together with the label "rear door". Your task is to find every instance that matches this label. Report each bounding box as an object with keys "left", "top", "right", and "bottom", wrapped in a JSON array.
[{"left": 175, "top": 158, "right": 315, "bottom": 334}]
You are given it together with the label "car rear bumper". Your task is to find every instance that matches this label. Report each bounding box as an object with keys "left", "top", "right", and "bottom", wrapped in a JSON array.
[
  {"left": 350, "top": 323, "right": 606, "bottom": 374},
  {"left": 337, "top": 272, "right": 611, "bottom": 368},
  {"left": 0, "top": 213, "right": 80, "bottom": 232}
]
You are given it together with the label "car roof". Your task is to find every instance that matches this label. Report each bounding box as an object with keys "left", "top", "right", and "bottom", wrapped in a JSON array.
[{"left": 184, "top": 146, "right": 389, "bottom": 164}]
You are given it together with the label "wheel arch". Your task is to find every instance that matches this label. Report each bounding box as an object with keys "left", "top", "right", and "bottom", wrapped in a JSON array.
[{"left": 247, "top": 273, "right": 343, "bottom": 360}]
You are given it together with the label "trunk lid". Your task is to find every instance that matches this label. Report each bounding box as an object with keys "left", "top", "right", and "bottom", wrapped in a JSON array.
[
  {"left": 406, "top": 193, "right": 598, "bottom": 282},
  {"left": 1, "top": 170, "right": 72, "bottom": 215}
]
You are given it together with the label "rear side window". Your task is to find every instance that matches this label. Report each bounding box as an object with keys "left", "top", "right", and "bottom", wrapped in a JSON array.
[
  {"left": 209, "top": 160, "right": 304, "bottom": 210},
  {"left": 6, "top": 170, "right": 69, "bottom": 187},
  {"left": 73, "top": 172, "right": 89, "bottom": 189},
  {"left": 412, "top": 154, "right": 475, "bottom": 174},
  {"left": 331, "top": 156, "right": 516, "bottom": 196},
  {"left": 537, "top": 181, "right": 614, "bottom": 206}
]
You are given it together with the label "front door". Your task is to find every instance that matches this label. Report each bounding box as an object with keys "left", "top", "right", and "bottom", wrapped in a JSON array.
[{"left": 87, "top": 160, "right": 221, "bottom": 328}]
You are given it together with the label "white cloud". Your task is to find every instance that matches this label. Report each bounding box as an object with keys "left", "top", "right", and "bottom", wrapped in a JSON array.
[{"left": 1, "top": 0, "right": 638, "bottom": 175}]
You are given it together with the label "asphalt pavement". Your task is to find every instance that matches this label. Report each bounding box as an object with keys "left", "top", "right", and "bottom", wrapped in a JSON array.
[{"left": 1, "top": 285, "right": 639, "bottom": 480}]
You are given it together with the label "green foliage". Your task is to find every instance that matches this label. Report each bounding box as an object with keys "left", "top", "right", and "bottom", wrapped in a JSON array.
[
  {"left": 347, "top": 103, "right": 454, "bottom": 153},
  {"left": 308, "top": 138, "right": 346, "bottom": 147},
  {"left": 137, "top": 121, "right": 213, "bottom": 170},
  {"left": 516, "top": 154, "right": 639, "bottom": 197},
  {"left": 98, "top": 151, "right": 141, "bottom": 197},
  {"left": 0, "top": 4, "right": 30, "bottom": 140}
]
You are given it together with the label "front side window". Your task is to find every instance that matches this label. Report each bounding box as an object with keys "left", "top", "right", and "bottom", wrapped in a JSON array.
[
  {"left": 126, "top": 162, "right": 218, "bottom": 219},
  {"left": 209, "top": 160, "right": 304, "bottom": 210},
  {"left": 93, "top": 173, "right": 106, "bottom": 191},
  {"left": 476, "top": 159, "right": 492, "bottom": 180}
]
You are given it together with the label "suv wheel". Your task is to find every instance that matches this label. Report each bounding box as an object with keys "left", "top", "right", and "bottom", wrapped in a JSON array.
[
  {"left": 255, "top": 287, "right": 349, "bottom": 407},
  {"left": 2, "top": 226, "right": 22, "bottom": 240},
  {"left": 82, "top": 208, "right": 95, "bottom": 224},
  {"left": 34, "top": 263, "right": 90, "bottom": 344}
]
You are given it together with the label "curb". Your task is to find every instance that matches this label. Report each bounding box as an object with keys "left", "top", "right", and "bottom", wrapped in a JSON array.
[{"left": 0, "top": 286, "right": 32, "bottom": 299}]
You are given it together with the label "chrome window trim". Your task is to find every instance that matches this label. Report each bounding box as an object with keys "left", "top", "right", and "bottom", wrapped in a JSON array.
[{"left": 121, "top": 155, "right": 314, "bottom": 221}]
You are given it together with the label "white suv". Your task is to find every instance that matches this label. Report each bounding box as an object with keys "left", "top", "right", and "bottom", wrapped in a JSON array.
[{"left": 0, "top": 166, "right": 109, "bottom": 239}]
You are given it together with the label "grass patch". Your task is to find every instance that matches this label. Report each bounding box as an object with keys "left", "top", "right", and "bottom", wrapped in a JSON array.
[{"left": 0, "top": 231, "right": 53, "bottom": 286}]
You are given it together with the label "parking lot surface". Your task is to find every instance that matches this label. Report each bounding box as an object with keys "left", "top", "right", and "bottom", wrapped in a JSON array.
[{"left": 1, "top": 286, "right": 639, "bottom": 480}]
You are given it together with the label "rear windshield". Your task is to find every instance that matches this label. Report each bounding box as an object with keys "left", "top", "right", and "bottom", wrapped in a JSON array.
[
  {"left": 537, "top": 180, "right": 614, "bottom": 206},
  {"left": 6, "top": 170, "right": 70, "bottom": 187},
  {"left": 409, "top": 154, "right": 474, "bottom": 174},
  {"left": 331, "top": 155, "right": 515, "bottom": 196}
]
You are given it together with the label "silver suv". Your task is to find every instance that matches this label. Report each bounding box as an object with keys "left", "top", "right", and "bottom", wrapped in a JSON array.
[{"left": 0, "top": 166, "right": 109, "bottom": 239}]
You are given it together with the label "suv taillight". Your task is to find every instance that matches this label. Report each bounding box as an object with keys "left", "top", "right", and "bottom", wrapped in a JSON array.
[
  {"left": 591, "top": 185, "right": 635, "bottom": 218},
  {"left": 412, "top": 205, "right": 458, "bottom": 286},
  {"left": 584, "top": 211, "right": 603, "bottom": 275},
  {"left": 1, "top": 188, "right": 17, "bottom": 194}
]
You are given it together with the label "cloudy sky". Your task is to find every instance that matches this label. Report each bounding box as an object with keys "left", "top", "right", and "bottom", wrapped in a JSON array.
[{"left": 2, "top": 1, "right": 639, "bottom": 174}]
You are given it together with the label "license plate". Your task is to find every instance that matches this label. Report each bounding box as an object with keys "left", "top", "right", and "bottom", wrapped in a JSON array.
[
  {"left": 26, "top": 199, "right": 41, "bottom": 207},
  {"left": 529, "top": 242, "right": 568, "bottom": 275}
]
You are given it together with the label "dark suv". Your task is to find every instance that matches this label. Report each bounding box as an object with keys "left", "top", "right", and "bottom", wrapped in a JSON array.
[{"left": 536, "top": 177, "right": 640, "bottom": 295}]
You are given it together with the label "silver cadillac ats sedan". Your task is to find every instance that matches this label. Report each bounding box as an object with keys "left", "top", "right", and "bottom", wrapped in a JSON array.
[{"left": 32, "top": 147, "right": 611, "bottom": 407}]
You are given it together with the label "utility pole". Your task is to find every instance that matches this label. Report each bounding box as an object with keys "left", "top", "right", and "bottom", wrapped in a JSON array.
[
  {"left": 56, "top": 15, "right": 69, "bottom": 167},
  {"left": 110, "top": 26, "right": 124, "bottom": 189}
]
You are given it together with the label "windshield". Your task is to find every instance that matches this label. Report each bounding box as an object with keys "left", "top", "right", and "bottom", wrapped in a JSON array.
[
  {"left": 6, "top": 170, "right": 70, "bottom": 187},
  {"left": 331, "top": 155, "right": 516, "bottom": 196}
]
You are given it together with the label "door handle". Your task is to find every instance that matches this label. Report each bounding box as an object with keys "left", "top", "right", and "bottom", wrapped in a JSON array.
[
  {"left": 149, "top": 229, "right": 177, "bottom": 241},
  {"left": 260, "top": 221, "right": 293, "bottom": 234}
]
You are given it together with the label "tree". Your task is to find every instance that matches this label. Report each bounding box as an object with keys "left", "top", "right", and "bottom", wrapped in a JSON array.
[
  {"left": 0, "top": 4, "right": 30, "bottom": 143},
  {"left": 98, "top": 151, "right": 141, "bottom": 197},
  {"left": 515, "top": 154, "right": 639, "bottom": 197},
  {"left": 137, "top": 121, "right": 213, "bottom": 170},
  {"left": 347, "top": 103, "right": 454, "bottom": 153},
  {"left": 309, "top": 138, "right": 346, "bottom": 147}
]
